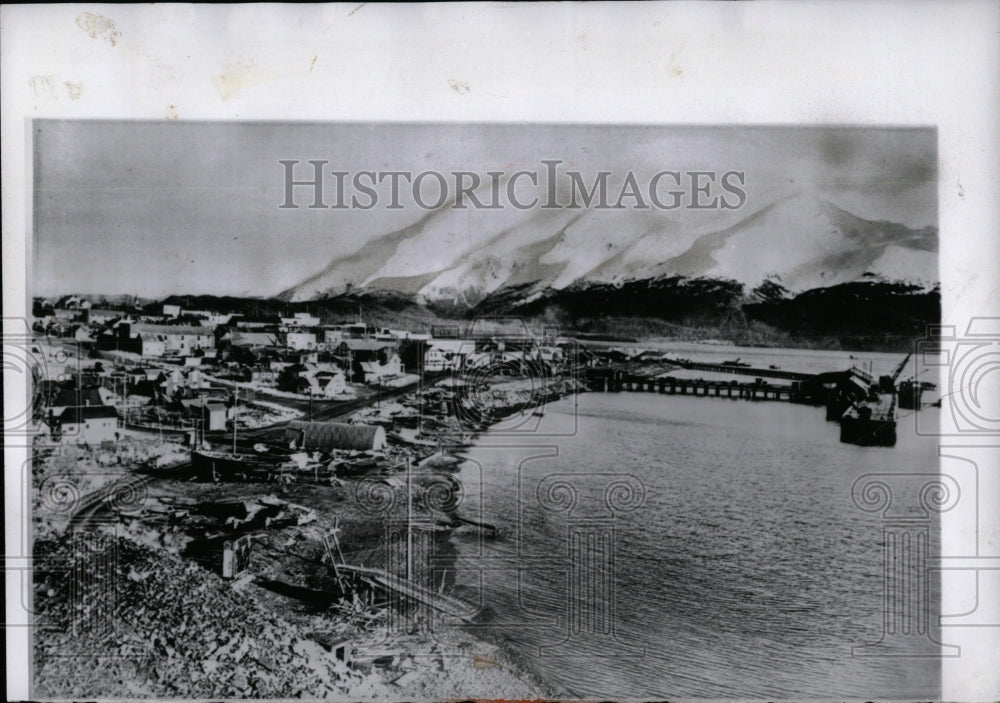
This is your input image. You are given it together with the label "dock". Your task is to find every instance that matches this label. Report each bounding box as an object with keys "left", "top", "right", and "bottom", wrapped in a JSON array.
[{"left": 585, "top": 365, "right": 876, "bottom": 407}]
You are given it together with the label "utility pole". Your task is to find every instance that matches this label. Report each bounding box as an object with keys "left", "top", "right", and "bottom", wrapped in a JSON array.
[
  {"left": 232, "top": 386, "right": 239, "bottom": 455},
  {"left": 406, "top": 455, "right": 412, "bottom": 582}
]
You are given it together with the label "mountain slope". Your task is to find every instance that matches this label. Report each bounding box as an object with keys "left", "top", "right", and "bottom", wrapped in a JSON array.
[{"left": 281, "top": 190, "right": 938, "bottom": 305}]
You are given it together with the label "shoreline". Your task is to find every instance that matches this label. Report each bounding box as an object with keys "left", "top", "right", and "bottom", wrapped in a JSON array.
[
  {"left": 31, "top": 374, "right": 583, "bottom": 699},
  {"left": 31, "top": 341, "right": 930, "bottom": 698}
]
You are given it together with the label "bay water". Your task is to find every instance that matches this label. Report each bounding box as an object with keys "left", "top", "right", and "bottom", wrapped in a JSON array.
[{"left": 445, "top": 352, "right": 941, "bottom": 698}]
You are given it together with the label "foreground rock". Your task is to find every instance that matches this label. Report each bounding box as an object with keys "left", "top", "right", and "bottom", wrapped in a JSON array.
[{"left": 33, "top": 534, "right": 389, "bottom": 699}]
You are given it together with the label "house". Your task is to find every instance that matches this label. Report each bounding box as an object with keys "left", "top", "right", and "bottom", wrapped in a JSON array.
[
  {"left": 278, "top": 363, "right": 348, "bottom": 397},
  {"left": 130, "top": 323, "right": 215, "bottom": 357},
  {"left": 357, "top": 353, "right": 402, "bottom": 383},
  {"left": 98, "top": 322, "right": 210, "bottom": 357},
  {"left": 87, "top": 309, "right": 121, "bottom": 325},
  {"left": 163, "top": 368, "right": 210, "bottom": 395},
  {"left": 286, "top": 331, "right": 318, "bottom": 351},
  {"left": 335, "top": 340, "right": 396, "bottom": 358},
  {"left": 250, "top": 367, "right": 280, "bottom": 386},
  {"left": 423, "top": 346, "right": 449, "bottom": 372},
  {"left": 281, "top": 312, "right": 321, "bottom": 328},
  {"left": 311, "top": 369, "right": 348, "bottom": 397},
  {"left": 332, "top": 340, "right": 394, "bottom": 379},
  {"left": 424, "top": 339, "right": 476, "bottom": 372},
  {"left": 341, "top": 322, "right": 373, "bottom": 339},
  {"left": 55, "top": 405, "right": 119, "bottom": 444},
  {"left": 180, "top": 398, "right": 228, "bottom": 431},
  {"left": 228, "top": 329, "right": 280, "bottom": 350},
  {"left": 283, "top": 421, "right": 386, "bottom": 451},
  {"left": 45, "top": 385, "right": 106, "bottom": 415},
  {"left": 320, "top": 328, "right": 345, "bottom": 348},
  {"left": 224, "top": 314, "right": 282, "bottom": 330},
  {"left": 162, "top": 304, "right": 182, "bottom": 317}
]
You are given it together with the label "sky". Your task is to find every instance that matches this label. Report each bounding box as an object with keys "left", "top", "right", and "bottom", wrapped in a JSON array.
[{"left": 32, "top": 121, "right": 937, "bottom": 298}]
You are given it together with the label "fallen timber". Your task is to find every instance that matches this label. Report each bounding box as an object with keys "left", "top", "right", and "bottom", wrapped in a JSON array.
[{"left": 337, "top": 564, "right": 475, "bottom": 620}]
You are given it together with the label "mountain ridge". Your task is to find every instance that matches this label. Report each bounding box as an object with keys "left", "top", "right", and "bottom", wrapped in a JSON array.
[{"left": 279, "top": 190, "right": 937, "bottom": 307}]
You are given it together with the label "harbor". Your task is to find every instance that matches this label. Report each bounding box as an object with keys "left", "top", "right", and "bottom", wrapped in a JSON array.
[
  {"left": 584, "top": 349, "right": 931, "bottom": 448},
  {"left": 29, "top": 323, "right": 938, "bottom": 699}
]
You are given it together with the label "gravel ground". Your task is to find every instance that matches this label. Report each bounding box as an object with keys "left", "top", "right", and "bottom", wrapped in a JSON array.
[
  {"left": 31, "top": 443, "right": 555, "bottom": 699},
  {"left": 33, "top": 530, "right": 550, "bottom": 700}
]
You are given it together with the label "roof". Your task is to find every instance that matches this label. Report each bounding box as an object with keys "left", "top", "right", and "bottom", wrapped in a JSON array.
[
  {"left": 180, "top": 398, "right": 228, "bottom": 411},
  {"left": 57, "top": 405, "right": 119, "bottom": 423},
  {"left": 231, "top": 330, "right": 279, "bottom": 348},
  {"left": 427, "top": 339, "right": 476, "bottom": 353},
  {"left": 48, "top": 386, "right": 105, "bottom": 408},
  {"left": 284, "top": 421, "right": 386, "bottom": 451},
  {"left": 338, "top": 340, "right": 394, "bottom": 352},
  {"left": 133, "top": 324, "right": 213, "bottom": 337}
]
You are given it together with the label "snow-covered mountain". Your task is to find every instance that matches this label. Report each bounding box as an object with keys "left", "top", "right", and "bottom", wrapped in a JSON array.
[{"left": 280, "top": 191, "right": 937, "bottom": 305}]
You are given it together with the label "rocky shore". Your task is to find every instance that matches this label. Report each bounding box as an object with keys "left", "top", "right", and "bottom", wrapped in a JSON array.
[{"left": 31, "top": 374, "right": 581, "bottom": 699}]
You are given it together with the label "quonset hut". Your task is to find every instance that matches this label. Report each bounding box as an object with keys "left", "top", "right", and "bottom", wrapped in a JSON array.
[{"left": 283, "top": 421, "right": 387, "bottom": 452}]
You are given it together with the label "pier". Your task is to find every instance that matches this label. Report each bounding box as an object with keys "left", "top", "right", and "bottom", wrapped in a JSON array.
[{"left": 585, "top": 365, "right": 875, "bottom": 407}]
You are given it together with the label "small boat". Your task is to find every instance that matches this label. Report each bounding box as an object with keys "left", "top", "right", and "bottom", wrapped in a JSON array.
[{"left": 191, "top": 449, "right": 284, "bottom": 480}]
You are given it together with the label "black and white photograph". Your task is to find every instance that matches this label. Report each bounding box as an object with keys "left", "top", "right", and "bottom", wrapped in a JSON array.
[{"left": 3, "top": 4, "right": 999, "bottom": 702}]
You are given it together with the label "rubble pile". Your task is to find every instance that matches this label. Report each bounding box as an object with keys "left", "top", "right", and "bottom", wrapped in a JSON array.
[{"left": 33, "top": 534, "right": 388, "bottom": 699}]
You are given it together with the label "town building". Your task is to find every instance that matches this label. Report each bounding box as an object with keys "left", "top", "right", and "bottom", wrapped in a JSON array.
[
  {"left": 180, "top": 397, "right": 228, "bottom": 431},
  {"left": 86, "top": 309, "right": 122, "bottom": 325},
  {"left": 357, "top": 353, "right": 402, "bottom": 383},
  {"left": 55, "top": 405, "right": 119, "bottom": 444},
  {"left": 281, "top": 312, "right": 321, "bottom": 328},
  {"left": 283, "top": 421, "right": 387, "bottom": 451},
  {"left": 131, "top": 323, "right": 215, "bottom": 357},
  {"left": 423, "top": 339, "right": 476, "bottom": 372},
  {"left": 286, "top": 331, "right": 318, "bottom": 351}
]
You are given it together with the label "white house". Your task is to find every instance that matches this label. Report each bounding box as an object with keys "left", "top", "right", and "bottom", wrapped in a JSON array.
[
  {"left": 358, "top": 353, "right": 402, "bottom": 383},
  {"left": 424, "top": 339, "right": 476, "bottom": 371},
  {"left": 132, "top": 324, "right": 214, "bottom": 357},
  {"left": 309, "top": 368, "right": 349, "bottom": 397},
  {"left": 281, "top": 312, "right": 321, "bottom": 328},
  {"left": 286, "top": 331, "right": 318, "bottom": 351},
  {"left": 180, "top": 397, "right": 228, "bottom": 431},
  {"left": 56, "top": 406, "right": 119, "bottom": 444}
]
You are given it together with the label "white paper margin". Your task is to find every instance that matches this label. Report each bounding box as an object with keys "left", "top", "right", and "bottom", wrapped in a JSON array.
[{"left": 3, "top": 3, "right": 998, "bottom": 700}]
